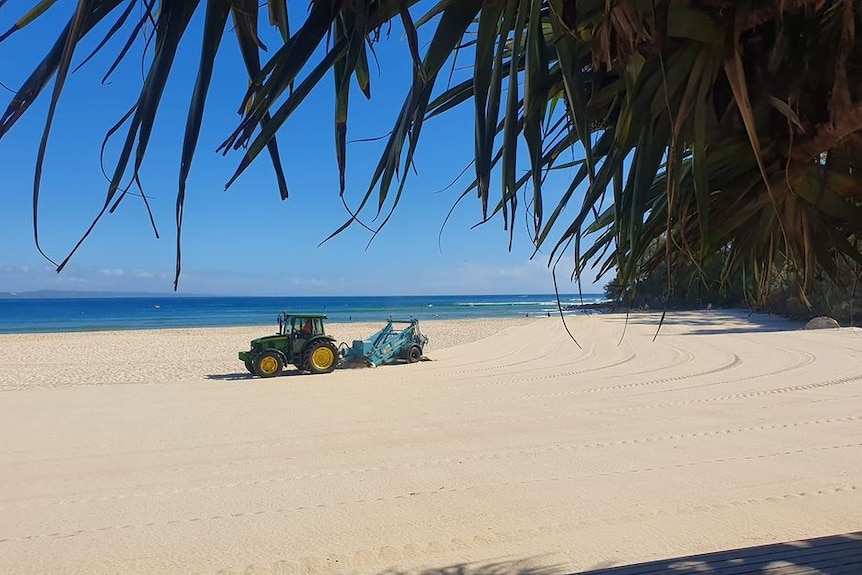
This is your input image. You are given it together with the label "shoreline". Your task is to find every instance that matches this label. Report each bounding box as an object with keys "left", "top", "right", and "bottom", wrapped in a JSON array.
[
  {"left": 0, "top": 310, "right": 820, "bottom": 394},
  {"left": 0, "top": 307, "right": 815, "bottom": 343},
  {"left": 0, "top": 315, "right": 539, "bottom": 341}
]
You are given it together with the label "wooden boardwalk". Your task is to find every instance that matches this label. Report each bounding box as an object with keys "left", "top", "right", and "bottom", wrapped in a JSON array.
[{"left": 578, "top": 532, "right": 862, "bottom": 575}]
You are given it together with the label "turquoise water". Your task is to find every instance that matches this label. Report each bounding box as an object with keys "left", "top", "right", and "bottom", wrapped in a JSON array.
[{"left": 0, "top": 294, "right": 606, "bottom": 334}]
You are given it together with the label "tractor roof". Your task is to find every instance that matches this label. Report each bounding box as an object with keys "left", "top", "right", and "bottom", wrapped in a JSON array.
[{"left": 283, "top": 312, "right": 328, "bottom": 319}]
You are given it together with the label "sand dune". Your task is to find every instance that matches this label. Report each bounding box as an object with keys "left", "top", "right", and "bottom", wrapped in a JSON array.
[{"left": 0, "top": 311, "right": 860, "bottom": 574}]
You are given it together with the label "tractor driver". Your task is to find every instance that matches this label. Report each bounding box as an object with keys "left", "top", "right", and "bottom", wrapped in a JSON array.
[{"left": 301, "top": 319, "right": 313, "bottom": 335}]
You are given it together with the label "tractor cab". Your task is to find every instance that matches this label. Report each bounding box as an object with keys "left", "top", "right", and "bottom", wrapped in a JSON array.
[{"left": 279, "top": 313, "right": 326, "bottom": 338}]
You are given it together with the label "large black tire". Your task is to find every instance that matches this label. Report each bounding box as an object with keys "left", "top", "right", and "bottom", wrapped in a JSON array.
[
  {"left": 406, "top": 345, "right": 422, "bottom": 363},
  {"left": 244, "top": 360, "right": 255, "bottom": 374},
  {"left": 254, "top": 350, "right": 284, "bottom": 378},
  {"left": 304, "top": 340, "right": 338, "bottom": 374}
]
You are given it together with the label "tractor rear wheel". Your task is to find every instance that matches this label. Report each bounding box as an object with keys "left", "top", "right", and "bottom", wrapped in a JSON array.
[
  {"left": 407, "top": 345, "right": 422, "bottom": 363},
  {"left": 254, "top": 350, "right": 284, "bottom": 378},
  {"left": 304, "top": 341, "right": 338, "bottom": 374}
]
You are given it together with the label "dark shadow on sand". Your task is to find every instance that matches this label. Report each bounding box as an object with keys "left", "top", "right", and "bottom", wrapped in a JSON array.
[
  {"left": 574, "top": 531, "right": 862, "bottom": 574},
  {"left": 617, "top": 311, "right": 808, "bottom": 336},
  {"left": 381, "top": 561, "right": 564, "bottom": 575},
  {"left": 205, "top": 369, "right": 306, "bottom": 381},
  {"left": 377, "top": 532, "right": 860, "bottom": 575}
]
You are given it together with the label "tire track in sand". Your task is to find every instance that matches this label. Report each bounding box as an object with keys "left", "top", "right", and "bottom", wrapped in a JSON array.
[
  {"left": 6, "top": 366, "right": 855, "bottom": 467},
  {"left": 2, "top": 482, "right": 858, "bottom": 562},
  {"left": 467, "top": 352, "right": 742, "bottom": 403},
  {"left": 3, "top": 420, "right": 859, "bottom": 513},
  {"left": 637, "top": 343, "right": 816, "bottom": 397}
]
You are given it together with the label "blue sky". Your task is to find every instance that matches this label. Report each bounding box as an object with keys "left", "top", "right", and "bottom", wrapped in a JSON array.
[{"left": 0, "top": 2, "right": 602, "bottom": 296}]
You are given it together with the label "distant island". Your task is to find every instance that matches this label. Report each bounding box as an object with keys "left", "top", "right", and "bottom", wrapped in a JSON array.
[{"left": 0, "top": 290, "right": 214, "bottom": 300}]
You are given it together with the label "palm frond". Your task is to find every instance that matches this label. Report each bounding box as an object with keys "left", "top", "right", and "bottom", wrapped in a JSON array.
[{"left": 2, "top": 0, "right": 862, "bottom": 301}]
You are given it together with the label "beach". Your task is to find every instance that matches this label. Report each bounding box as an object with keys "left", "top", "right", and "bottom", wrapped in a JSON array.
[{"left": 0, "top": 311, "right": 860, "bottom": 574}]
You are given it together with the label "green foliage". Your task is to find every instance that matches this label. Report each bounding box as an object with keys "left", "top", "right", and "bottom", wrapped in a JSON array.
[
  {"left": 763, "top": 255, "right": 862, "bottom": 324},
  {"left": 606, "top": 245, "right": 862, "bottom": 325},
  {"left": 3, "top": 0, "right": 862, "bottom": 296},
  {"left": 603, "top": 247, "right": 750, "bottom": 310}
]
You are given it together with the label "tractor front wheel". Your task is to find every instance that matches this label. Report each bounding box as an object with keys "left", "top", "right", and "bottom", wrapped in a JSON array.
[
  {"left": 407, "top": 345, "right": 422, "bottom": 363},
  {"left": 304, "top": 341, "right": 338, "bottom": 374},
  {"left": 254, "top": 350, "right": 284, "bottom": 378},
  {"left": 244, "top": 360, "right": 255, "bottom": 374}
]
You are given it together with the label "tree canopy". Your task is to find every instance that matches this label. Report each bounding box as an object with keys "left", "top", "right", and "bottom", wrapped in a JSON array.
[{"left": 2, "top": 0, "right": 861, "bottom": 300}]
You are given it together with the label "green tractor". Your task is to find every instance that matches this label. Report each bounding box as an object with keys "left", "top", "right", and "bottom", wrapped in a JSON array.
[{"left": 239, "top": 312, "right": 339, "bottom": 377}]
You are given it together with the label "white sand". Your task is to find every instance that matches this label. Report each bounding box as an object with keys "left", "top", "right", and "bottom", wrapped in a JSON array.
[{"left": 0, "top": 311, "right": 860, "bottom": 574}]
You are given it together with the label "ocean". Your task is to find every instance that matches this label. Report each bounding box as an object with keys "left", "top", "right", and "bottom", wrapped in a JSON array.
[{"left": 0, "top": 294, "right": 607, "bottom": 334}]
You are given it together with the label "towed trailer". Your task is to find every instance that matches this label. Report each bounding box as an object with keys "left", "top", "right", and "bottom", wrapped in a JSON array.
[{"left": 341, "top": 318, "right": 428, "bottom": 367}]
